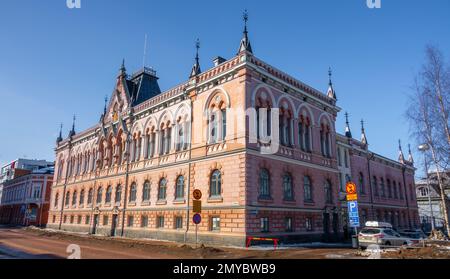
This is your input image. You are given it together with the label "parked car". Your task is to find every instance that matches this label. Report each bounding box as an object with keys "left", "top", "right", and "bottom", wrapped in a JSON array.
[
  {"left": 358, "top": 221, "right": 413, "bottom": 249},
  {"left": 398, "top": 229, "right": 427, "bottom": 241}
]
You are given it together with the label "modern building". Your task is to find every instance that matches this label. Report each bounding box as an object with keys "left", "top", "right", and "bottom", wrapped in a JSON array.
[
  {"left": 0, "top": 159, "right": 54, "bottom": 183},
  {"left": 416, "top": 170, "right": 450, "bottom": 232},
  {"left": 0, "top": 166, "right": 54, "bottom": 226},
  {"left": 46, "top": 16, "right": 419, "bottom": 246}
]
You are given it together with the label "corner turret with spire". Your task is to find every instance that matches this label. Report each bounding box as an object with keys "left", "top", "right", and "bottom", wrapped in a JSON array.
[
  {"left": 327, "top": 67, "right": 337, "bottom": 100},
  {"left": 238, "top": 9, "right": 253, "bottom": 54},
  {"left": 190, "top": 39, "right": 202, "bottom": 78}
]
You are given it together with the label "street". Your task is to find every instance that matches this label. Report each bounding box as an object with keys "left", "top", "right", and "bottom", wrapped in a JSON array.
[{"left": 0, "top": 227, "right": 359, "bottom": 259}]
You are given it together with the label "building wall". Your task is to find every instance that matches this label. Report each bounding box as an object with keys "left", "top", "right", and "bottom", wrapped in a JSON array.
[{"left": 46, "top": 52, "right": 419, "bottom": 247}]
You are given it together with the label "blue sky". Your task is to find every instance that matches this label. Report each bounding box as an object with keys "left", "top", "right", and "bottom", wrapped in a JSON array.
[{"left": 0, "top": 0, "right": 449, "bottom": 169}]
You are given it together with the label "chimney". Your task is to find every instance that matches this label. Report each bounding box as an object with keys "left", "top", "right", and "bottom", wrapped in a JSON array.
[{"left": 213, "top": 56, "right": 226, "bottom": 67}]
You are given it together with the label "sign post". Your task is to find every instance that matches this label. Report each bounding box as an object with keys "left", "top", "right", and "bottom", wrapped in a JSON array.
[
  {"left": 346, "top": 181, "right": 360, "bottom": 248},
  {"left": 192, "top": 189, "right": 202, "bottom": 247}
]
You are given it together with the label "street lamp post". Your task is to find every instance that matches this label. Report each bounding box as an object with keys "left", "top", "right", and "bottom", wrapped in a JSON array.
[{"left": 418, "top": 143, "right": 435, "bottom": 231}]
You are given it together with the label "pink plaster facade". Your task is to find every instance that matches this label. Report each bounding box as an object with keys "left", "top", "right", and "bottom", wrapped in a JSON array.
[{"left": 47, "top": 42, "right": 418, "bottom": 246}]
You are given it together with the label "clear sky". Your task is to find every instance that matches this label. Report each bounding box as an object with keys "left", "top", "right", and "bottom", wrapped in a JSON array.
[{"left": 0, "top": 0, "right": 449, "bottom": 168}]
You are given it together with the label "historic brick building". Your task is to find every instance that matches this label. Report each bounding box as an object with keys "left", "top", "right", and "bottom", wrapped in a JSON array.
[{"left": 46, "top": 16, "right": 419, "bottom": 246}]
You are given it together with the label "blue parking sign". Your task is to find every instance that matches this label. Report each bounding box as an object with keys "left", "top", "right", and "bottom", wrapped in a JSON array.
[{"left": 347, "top": 201, "right": 360, "bottom": 227}]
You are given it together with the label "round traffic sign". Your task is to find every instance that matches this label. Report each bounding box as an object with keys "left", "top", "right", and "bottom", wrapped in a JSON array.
[
  {"left": 193, "top": 189, "right": 202, "bottom": 200},
  {"left": 193, "top": 213, "right": 202, "bottom": 224},
  {"left": 346, "top": 182, "right": 357, "bottom": 195}
]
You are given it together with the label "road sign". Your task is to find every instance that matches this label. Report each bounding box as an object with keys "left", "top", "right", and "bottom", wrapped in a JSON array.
[
  {"left": 347, "top": 201, "right": 360, "bottom": 227},
  {"left": 193, "top": 189, "right": 202, "bottom": 200},
  {"left": 193, "top": 200, "right": 202, "bottom": 213},
  {"left": 193, "top": 213, "right": 202, "bottom": 225},
  {"left": 346, "top": 194, "right": 358, "bottom": 201},
  {"left": 346, "top": 181, "right": 357, "bottom": 195}
]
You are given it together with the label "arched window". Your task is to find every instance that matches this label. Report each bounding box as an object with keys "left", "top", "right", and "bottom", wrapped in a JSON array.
[
  {"left": 324, "top": 180, "right": 332, "bottom": 204},
  {"left": 221, "top": 109, "right": 227, "bottom": 141},
  {"left": 387, "top": 179, "right": 392, "bottom": 198},
  {"left": 283, "top": 174, "right": 294, "bottom": 200},
  {"left": 358, "top": 172, "right": 365, "bottom": 194},
  {"left": 72, "top": 191, "right": 77, "bottom": 206},
  {"left": 175, "top": 176, "right": 185, "bottom": 199},
  {"left": 372, "top": 176, "right": 378, "bottom": 196},
  {"left": 65, "top": 191, "right": 70, "bottom": 207},
  {"left": 79, "top": 189, "right": 85, "bottom": 206},
  {"left": 320, "top": 123, "right": 331, "bottom": 158},
  {"left": 115, "top": 185, "right": 122, "bottom": 203},
  {"left": 279, "top": 110, "right": 292, "bottom": 146},
  {"left": 87, "top": 188, "right": 93, "bottom": 205},
  {"left": 54, "top": 192, "right": 59, "bottom": 208},
  {"left": 129, "top": 183, "right": 137, "bottom": 202},
  {"left": 210, "top": 170, "right": 222, "bottom": 197},
  {"left": 259, "top": 169, "right": 270, "bottom": 198},
  {"left": 393, "top": 181, "right": 398, "bottom": 199},
  {"left": 158, "top": 178, "right": 167, "bottom": 200},
  {"left": 96, "top": 187, "right": 103, "bottom": 204},
  {"left": 142, "top": 181, "right": 151, "bottom": 202},
  {"left": 303, "top": 176, "right": 313, "bottom": 202},
  {"left": 105, "top": 186, "right": 112, "bottom": 203},
  {"left": 177, "top": 126, "right": 185, "bottom": 151},
  {"left": 208, "top": 113, "right": 218, "bottom": 144},
  {"left": 380, "top": 178, "right": 385, "bottom": 197}
]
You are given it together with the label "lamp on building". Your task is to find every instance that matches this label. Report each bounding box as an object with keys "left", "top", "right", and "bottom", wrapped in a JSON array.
[{"left": 418, "top": 143, "right": 435, "bottom": 231}]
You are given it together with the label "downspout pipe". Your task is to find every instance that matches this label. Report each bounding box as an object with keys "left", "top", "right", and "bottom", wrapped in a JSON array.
[
  {"left": 402, "top": 166, "right": 412, "bottom": 229},
  {"left": 59, "top": 141, "right": 72, "bottom": 230},
  {"left": 366, "top": 152, "right": 375, "bottom": 220},
  {"left": 121, "top": 132, "right": 132, "bottom": 237},
  {"left": 184, "top": 93, "right": 194, "bottom": 243}
]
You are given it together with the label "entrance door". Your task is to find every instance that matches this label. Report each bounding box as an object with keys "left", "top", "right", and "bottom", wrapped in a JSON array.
[
  {"left": 111, "top": 214, "right": 118, "bottom": 237},
  {"left": 92, "top": 214, "right": 99, "bottom": 234}
]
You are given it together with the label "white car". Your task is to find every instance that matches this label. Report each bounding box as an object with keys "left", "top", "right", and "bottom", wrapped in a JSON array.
[{"left": 358, "top": 222, "right": 413, "bottom": 248}]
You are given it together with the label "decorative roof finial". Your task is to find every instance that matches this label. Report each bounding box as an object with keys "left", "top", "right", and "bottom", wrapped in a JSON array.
[
  {"left": 119, "top": 59, "right": 126, "bottom": 76},
  {"left": 398, "top": 139, "right": 405, "bottom": 163},
  {"left": 238, "top": 9, "right": 253, "bottom": 54},
  {"left": 69, "top": 115, "right": 76, "bottom": 137},
  {"left": 328, "top": 67, "right": 333, "bottom": 86},
  {"left": 407, "top": 143, "right": 414, "bottom": 164},
  {"left": 104, "top": 95, "right": 108, "bottom": 115},
  {"left": 361, "top": 119, "right": 368, "bottom": 146},
  {"left": 189, "top": 38, "right": 202, "bottom": 78},
  {"left": 56, "top": 123, "right": 63, "bottom": 144},
  {"left": 326, "top": 67, "right": 337, "bottom": 100},
  {"left": 345, "top": 112, "right": 352, "bottom": 138}
]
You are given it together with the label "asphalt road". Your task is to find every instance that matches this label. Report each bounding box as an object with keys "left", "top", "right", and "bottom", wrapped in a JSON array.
[{"left": 0, "top": 227, "right": 357, "bottom": 259}]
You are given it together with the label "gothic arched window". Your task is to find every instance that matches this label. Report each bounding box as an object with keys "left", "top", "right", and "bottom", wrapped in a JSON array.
[{"left": 210, "top": 170, "right": 222, "bottom": 197}]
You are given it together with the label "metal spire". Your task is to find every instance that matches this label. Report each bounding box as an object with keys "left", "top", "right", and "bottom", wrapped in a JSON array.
[
  {"left": 398, "top": 139, "right": 405, "bottom": 163},
  {"left": 120, "top": 59, "right": 126, "bottom": 76},
  {"left": 69, "top": 115, "right": 76, "bottom": 137},
  {"left": 189, "top": 38, "right": 202, "bottom": 78},
  {"left": 328, "top": 67, "right": 333, "bottom": 86},
  {"left": 326, "top": 67, "right": 337, "bottom": 100},
  {"left": 345, "top": 112, "right": 352, "bottom": 138},
  {"left": 238, "top": 9, "right": 253, "bottom": 54},
  {"left": 407, "top": 143, "right": 414, "bottom": 164},
  {"left": 361, "top": 119, "right": 368, "bottom": 146},
  {"left": 104, "top": 95, "right": 108, "bottom": 115},
  {"left": 56, "top": 123, "right": 63, "bottom": 143}
]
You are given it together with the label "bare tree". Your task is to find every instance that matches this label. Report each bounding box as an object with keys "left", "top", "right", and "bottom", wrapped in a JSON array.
[{"left": 406, "top": 45, "right": 450, "bottom": 234}]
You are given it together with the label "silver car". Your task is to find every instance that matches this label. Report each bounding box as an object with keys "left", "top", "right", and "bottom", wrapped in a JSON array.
[{"left": 358, "top": 227, "right": 412, "bottom": 248}]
